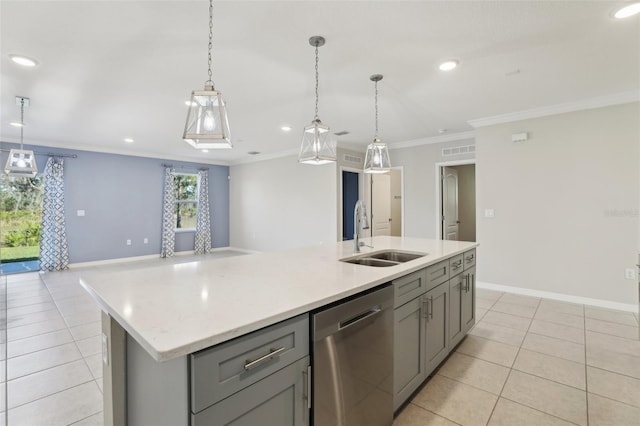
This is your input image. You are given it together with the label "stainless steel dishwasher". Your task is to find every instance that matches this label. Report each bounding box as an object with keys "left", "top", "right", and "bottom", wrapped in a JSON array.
[{"left": 312, "top": 284, "right": 393, "bottom": 426}]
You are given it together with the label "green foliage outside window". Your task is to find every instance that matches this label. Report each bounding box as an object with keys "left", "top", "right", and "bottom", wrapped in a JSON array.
[{"left": 0, "top": 175, "right": 43, "bottom": 261}]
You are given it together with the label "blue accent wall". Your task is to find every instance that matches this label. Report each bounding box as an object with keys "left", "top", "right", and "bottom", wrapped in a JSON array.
[{"left": 1, "top": 143, "right": 229, "bottom": 263}]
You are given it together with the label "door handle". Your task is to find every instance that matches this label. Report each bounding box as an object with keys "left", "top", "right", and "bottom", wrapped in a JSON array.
[
  {"left": 303, "top": 365, "right": 312, "bottom": 409},
  {"left": 422, "top": 296, "right": 429, "bottom": 318},
  {"left": 339, "top": 306, "right": 382, "bottom": 330},
  {"left": 429, "top": 296, "right": 434, "bottom": 320}
]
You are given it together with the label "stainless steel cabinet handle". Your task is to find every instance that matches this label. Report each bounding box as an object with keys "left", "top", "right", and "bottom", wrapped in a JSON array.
[
  {"left": 464, "top": 274, "right": 469, "bottom": 292},
  {"left": 303, "top": 365, "right": 312, "bottom": 409},
  {"left": 422, "top": 296, "right": 429, "bottom": 319},
  {"left": 244, "top": 346, "right": 286, "bottom": 371},
  {"left": 465, "top": 254, "right": 475, "bottom": 261},
  {"left": 452, "top": 260, "right": 462, "bottom": 269},
  {"left": 339, "top": 305, "right": 382, "bottom": 330},
  {"left": 429, "top": 296, "right": 434, "bottom": 320}
]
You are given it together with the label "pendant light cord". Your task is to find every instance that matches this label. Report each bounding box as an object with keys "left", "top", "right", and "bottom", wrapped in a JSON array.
[
  {"left": 374, "top": 80, "right": 379, "bottom": 139},
  {"left": 206, "top": 0, "right": 215, "bottom": 88},
  {"left": 19, "top": 98, "right": 25, "bottom": 150},
  {"left": 314, "top": 43, "right": 319, "bottom": 121}
]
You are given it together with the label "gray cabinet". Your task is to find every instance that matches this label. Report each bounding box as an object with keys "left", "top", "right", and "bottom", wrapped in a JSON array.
[
  {"left": 192, "top": 356, "right": 310, "bottom": 426},
  {"left": 424, "top": 282, "right": 449, "bottom": 375},
  {"left": 190, "top": 314, "right": 310, "bottom": 426},
  {"left": 462, "top": 267, "right": 476, "bottom": 333},
  {"left": 393, "top": 296, "right": 426, "bottom": 410},
  {"left": 393, "top": 250, "right": 476, "bottom": 411},
  {"left": 448, "top": 273, "right": 466, "bottom": 348}
]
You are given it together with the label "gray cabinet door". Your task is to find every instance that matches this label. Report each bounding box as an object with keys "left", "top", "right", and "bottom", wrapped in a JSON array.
[
  {"left": 424, "top": 283, "right": 449, "bottom": 376},
  {"left": 393, "top": 297, "right": 426, "bottom": 410},
  {"left": 462, "top": 267, "right": 476, "bottom": 333},
  {"left": 192, "top": 357, "right": 310, "bottom": 426},
  {"left": 448, "top": 273, "right": 465, "bottom": 349}
]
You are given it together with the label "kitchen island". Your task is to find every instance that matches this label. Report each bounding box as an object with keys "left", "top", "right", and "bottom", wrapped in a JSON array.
[{"left": 80, "top": 236, "right": 478, "bottom": 425}]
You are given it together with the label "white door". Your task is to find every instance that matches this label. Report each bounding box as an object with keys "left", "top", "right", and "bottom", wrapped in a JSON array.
[
  {"left": 372, "top": 173, "right": 391, "bottom": 236},
  {"left": 442, "top": 167, "right": 459, "bottom": 240}
]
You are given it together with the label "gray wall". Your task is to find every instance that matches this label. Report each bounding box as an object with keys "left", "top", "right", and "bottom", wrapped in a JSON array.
[
  {"left": 390, "top": 139, "right": 475, "bottom": 239},
  {"left": 475, "top": 102, "right": 639, "bottom": 305},
  {"left": 230, "top": 154, "right": 337, "bottom": 252},
  {"left": 0, "top": 143, "right": 230, "bottom": 264}
]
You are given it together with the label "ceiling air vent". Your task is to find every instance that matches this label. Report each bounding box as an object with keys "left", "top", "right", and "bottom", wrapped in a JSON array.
[
  {"left": 343, "top": 154, "right": 363, "bottom": 164},
  {"left": 442, "top": 144, "right": 475, "bottom": 157},
  {"left": 334, "top": 131, "right": 349, "bottom": 136}
]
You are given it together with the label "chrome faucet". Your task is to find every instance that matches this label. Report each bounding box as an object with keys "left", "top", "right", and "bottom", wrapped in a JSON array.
[{"left": 353, "top": 200, "right": 370, "bottom": 252}]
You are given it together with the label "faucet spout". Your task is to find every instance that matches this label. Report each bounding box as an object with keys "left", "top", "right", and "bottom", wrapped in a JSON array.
[{"left": 353, "top": 200, "right": 368, "bottom": 253}]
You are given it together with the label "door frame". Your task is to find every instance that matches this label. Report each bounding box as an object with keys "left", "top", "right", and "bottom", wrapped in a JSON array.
[
  {"left": 338, "top": 166, "right": 365, "bottom": 241},
  {"left": 364, "top": 166, "right": 405, "bottom": 238},
  {"left": 435, "top": 159, "right": 475, "bottom": 239}
]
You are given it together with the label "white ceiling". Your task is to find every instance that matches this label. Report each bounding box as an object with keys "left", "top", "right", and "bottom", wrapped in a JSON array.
[{"left": 1, "top": 1, "right": 639, "bottom": 165}]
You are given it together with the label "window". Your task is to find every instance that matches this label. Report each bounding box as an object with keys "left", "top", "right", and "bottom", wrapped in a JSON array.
[{"left": 173, "top": 173, "right": 198, "bottom": 231}]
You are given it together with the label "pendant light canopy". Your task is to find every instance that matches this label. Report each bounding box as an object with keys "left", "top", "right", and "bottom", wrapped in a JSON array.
[
  {"left": 183, "top": 0, "right": 231, "bottom": 149},
  {"left": 299, "top": 36, "right": 337, "bottom": 165},
  {"left": 4, "top": 96, "right": 38, "bottom": 178},
  {"left": 363, "top": 74, "right": 391, "bottom": 174}
]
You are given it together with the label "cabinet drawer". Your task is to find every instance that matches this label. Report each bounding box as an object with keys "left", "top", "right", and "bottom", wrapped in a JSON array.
[
  {"left": 425, "top": 259, "right": 449, "bottom": 291},
  {"left": 449, "top": 254, "right": 464, "bottom": 278},
  {"left": 393, "top": 269, "right": 427, "bottom": 308},
  {"left": 463, "top": 249, "right": 476, "bottom": 269},
  {"left": 192, "top": 356, "right": 310, "bottom": 426},
  {"left": 190, "top": 314, "right": 309, "bottom": 414}
]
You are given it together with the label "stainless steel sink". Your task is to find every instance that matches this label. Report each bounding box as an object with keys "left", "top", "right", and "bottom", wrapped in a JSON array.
[
  {"left": 341, "top": 250, "right": 427, "bottom": 267},
  {"left": 369, "top": 251, "right": 425, "bottom": 263}
]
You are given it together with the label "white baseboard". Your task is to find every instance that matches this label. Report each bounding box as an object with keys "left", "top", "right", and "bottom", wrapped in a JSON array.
[
  {"left": 477, "top": 281, "right": 638, "bottom": 313},
  {"left": 67, "top": 246, "right": 255, "bottom": 269}
]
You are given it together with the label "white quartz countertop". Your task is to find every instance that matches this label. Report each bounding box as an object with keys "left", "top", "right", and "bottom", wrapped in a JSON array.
[{"left": 80, "top": 237, "right": 478, "bottom": 362}]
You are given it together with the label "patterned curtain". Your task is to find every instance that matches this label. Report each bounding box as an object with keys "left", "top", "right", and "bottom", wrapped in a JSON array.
[
  {"left": 160, "top": 167, "right": 175, "bottom": 258},
  {"left": 39, "top": 157, "right": 70, "bottom": 271},
  {"left": 194, "top": 169, "right": 211, "bottom": 255}
]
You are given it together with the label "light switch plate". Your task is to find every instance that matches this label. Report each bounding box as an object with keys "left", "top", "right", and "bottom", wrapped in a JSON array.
[{"left": 77, "top": 210, "right": 85, "bottom": 217}]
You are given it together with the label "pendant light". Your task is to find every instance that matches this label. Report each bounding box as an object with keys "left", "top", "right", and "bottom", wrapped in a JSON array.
[
  {"left": 4, "top": 96, "right": 38, "bottom": 178},
  {"left": 363, "top": 74, "right": 391, "bottom": 174},
  {"left": 183, "top": 0, "right": 231, "bottom": 149},
  {"left": 298, "top": 36, "right": 337, "bottom": 165}
]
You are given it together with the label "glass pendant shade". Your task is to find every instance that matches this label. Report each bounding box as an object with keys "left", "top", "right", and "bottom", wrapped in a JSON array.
[
  {"left": 183, "top": 86, "right": 231, "bottom": 149},
  {"left": 4, "top": 148, "right": 38, "bottom": 178},
  {"left": 299, "top": 119, "right": 337, "bottom": 165},
  {"left": 363, "top": 138, "right": 391, "bottom": 174}
]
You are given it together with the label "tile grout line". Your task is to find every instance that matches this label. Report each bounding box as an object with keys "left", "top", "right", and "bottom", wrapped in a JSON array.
[
  {"left": 484, "top": 294, "right": 542, "bottom": 426},
  {"left": 498, "top": 396, "right": 583, "bottom": 426},
  {"left": 583, "top": 303, "right": 590, "bottom": 426},
  {"left": 39, "top": 273, "right": 104, "bottom": 409}
]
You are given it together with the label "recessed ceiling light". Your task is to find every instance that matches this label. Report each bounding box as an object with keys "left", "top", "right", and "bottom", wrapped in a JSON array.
[
  {"left": 185, "top": 101, "right": 197, "bottom": 107},
  {"left": 9, "top": 121, "right": 24, "bottom": 127},
  {"left": 9, "top": 54, "right": 38, "bottom": 67},
  {"left": 439, "top": 60, "right": 459, "bottom": 71},
  {"left": 124, "top": 138, "right": 134, "bottom": 143},
  {"left": 201, "top": 149, "right": 209, "bottom": 153},
  {"left": 614, "top": 2, "right": 640, "bottom": 18},
  {"left": 281, "top": 125, "right": 292, "bottom": 132}
]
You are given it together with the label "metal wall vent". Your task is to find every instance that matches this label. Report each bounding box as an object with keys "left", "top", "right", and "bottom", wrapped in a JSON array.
[
  {"left": 343, "top": 154, "right": 363, "bottom": 164},
  {"left": 442, "top": 144, "right": 475, "bottom": 157}
]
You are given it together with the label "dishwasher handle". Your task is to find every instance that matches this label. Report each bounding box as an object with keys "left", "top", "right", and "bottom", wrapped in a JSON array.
[{"left": 339, "top": 305, "right": 382, "bottom": 330}]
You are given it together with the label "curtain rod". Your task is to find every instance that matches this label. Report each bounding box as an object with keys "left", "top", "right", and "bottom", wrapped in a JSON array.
[
  {"left": 161, "top": 163, "right": 208, "bottom": 171},
  {"left": 0, "top": 148, "right": 77, "bottom": 159}
]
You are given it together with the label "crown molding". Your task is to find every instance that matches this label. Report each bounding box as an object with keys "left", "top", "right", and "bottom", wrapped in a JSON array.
[
  {"left": 388, "top": 130, "right": 476, "bottom": 150},
  {"left": 468, "top": 90, "right": 640, "bottom": 128},
  {"left": 0, "top": 137, "right": 232, "bottom": 166}
]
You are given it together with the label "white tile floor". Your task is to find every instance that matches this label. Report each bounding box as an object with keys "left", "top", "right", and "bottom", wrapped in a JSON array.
[{"left": 1, "top": 258, "right": 639, "bottom": 426}]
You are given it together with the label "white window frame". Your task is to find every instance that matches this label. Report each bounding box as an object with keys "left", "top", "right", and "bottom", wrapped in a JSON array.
[{"left": 173, "top": 172, "right": 199, "bottom": 233}]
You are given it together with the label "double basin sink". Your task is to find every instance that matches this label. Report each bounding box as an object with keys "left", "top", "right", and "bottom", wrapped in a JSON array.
[{"left": 341, "top": 250, "right": 427, "bottom": 267}]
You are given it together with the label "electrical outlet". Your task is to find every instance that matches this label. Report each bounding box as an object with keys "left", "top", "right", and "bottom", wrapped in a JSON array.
[
  {"left": 484, "top": 209, "right": 495, "bottom": 218},
  {"left": 126, "top": 239, "right": 132, "bottom": 246},
  {"left": 625, "top": 268, "right": 636, "bottom": 280}
]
